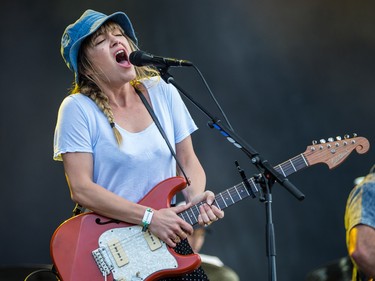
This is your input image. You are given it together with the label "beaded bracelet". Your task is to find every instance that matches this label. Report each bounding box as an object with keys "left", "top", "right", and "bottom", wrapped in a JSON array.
[{"left": 142, "top": 208, "right": 154, "bottom": 232}]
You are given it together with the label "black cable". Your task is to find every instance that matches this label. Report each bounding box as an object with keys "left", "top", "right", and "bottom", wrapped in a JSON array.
[
  {"left": 24, "top": 268, "right": 60, "bottom": 281},
  {"left": 191, "top": 64, "right": 235, "bottom": 132}
]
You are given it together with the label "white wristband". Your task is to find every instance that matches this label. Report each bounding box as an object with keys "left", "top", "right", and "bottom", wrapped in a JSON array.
[{"left": 142, "top": 208, "right": 153, "bottom": 232}]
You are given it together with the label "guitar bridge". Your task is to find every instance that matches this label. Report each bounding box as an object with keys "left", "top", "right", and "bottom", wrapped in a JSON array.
[{"left": 92, "top": 247, "right": 114, "bottom": 276}]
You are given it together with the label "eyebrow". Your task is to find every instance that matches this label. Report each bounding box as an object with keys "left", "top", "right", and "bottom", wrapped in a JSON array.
[{"left": 92, "top": 31, "right": 103, "bottom": 40}]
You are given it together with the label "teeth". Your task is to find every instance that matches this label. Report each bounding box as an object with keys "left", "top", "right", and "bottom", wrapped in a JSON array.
[{"left": 116, "top": 50, "right": 125, "bottom": 55}]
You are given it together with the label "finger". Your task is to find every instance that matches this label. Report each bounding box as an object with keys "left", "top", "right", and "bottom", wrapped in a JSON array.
[
  {"left": 199, "top": 204, "right": 210, "bottom": 223},
  {"left": 202, "top": 203, "right": 219, "bottom": 221},
  {"left": 197, "top": 214, "right": 204, "bottom": 226},
  {"left": 166, "top": 206, "right": 194, "bottom": 235},
  {"left": 173, "top": 202, "right": 192, "bottom": 213},
  {"left": 177, "top": 230, "right": 187, "bottom": 240},
  {"left": 212, "top": 205, "right": 225, "bottom": 219},
  {"left": 180, "top": 221, "right": 193, "bottom": 236},
  {"left": 204, "top": 190, "right": 215, "bottom": 205},
  {"left": 167, "top": 237, "right": 178, "bottom": 248},
  {"left": 172, "top": 236, "right": 181, "bottom": 244}
]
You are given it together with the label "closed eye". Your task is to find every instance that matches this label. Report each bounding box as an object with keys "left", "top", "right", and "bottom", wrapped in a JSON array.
[
  {"left": 94, "top": 39, "right": 105, "bottom": 46},
  {"left": 93, "top": 35, "right": 105, "bottom": 46}
]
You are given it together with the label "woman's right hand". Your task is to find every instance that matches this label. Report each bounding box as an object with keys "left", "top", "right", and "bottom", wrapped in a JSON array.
[{"left": 148, "top": 204, "right": 194, "bottom": 247}]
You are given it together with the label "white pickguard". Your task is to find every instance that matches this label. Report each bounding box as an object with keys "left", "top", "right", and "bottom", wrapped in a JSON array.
[{"left": 94, "top": 225, "right": 177, "bottom": 280}]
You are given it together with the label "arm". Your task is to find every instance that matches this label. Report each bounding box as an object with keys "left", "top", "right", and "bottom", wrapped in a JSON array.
[
  {"left": 63, "top": 152, "right": 149, "bottom": 223},
  {"left": 62, "top": 152, "right": 194, "bottom": 247},
  {"left": 348, "top": 224, "right": 375, "bottom": 278},
  {"left": 175, "top": 135, "right": 224, "bottom": 226}
]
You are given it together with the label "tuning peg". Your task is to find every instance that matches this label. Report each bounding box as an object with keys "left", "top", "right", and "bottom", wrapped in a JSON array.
[
  {"left": 320, "top": 139, "right": 326, "bottom": 144},
  {"left": 312, "top": 140, "right": 317, "bottom": 145},
  {"left": 328, "top": 137, "right": 334, "bottom": 142},
  {"left": 344, "top": 134, "right": 350, "bottom": 139},
  {"left": 336, "top": 136, "right": 342, "bottom": 140},
  {"left": 353, "top": 133, "right": 357, "bottom": 137}
]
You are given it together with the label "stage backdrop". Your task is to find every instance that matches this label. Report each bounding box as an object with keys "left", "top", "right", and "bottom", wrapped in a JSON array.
[{"left": 1, "top": 1, "right": 374, "bottom": 280}]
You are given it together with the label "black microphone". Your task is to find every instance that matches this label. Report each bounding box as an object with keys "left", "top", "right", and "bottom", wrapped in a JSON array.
[{"left": 129, "top": 50, "right": 193, "bottom": 68}]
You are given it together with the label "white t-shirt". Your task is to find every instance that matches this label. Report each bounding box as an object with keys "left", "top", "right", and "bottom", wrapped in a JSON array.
[{"left": 53, "top": 78, "right": 198, "bottom": 203}]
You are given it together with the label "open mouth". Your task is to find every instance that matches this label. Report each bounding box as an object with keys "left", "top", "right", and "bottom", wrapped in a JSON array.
[{"left": 115, "top": 49, "right": 128, "bottom": 64}]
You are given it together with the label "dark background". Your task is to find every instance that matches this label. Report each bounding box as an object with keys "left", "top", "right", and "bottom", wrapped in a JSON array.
[{"left": 1, "top": 1, "right": 374, "bottom": 280}]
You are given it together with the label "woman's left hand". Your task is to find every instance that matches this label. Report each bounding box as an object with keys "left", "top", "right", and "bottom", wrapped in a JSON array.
[{"left": 190, "top": 190, "right": 224, "bottom": 226}]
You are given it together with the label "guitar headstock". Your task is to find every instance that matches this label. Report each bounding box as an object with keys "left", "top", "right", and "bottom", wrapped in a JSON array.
[{"left": 303, "top": 134, "right": 370, "bottom": 169}]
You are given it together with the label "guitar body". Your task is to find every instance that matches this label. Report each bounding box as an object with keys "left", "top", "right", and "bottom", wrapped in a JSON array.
[{"left": 50, "top": 177, "right": 201, "bottom": 281}]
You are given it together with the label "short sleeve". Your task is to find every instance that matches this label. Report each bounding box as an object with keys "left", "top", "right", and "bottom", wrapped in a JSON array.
[
  {"left": 345, "top": 175, "right": 375, "bottom": 231},
  {"left": 53, "top": 95, "right": 94, "bottom": 161},
  {"left": 163, "top": 81, "right": 198, "bottom": 143}
]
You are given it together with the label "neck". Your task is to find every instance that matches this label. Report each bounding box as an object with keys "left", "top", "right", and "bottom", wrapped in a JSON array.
[{"left": 100, "top": 82, "right": 138, "bottom": 108}]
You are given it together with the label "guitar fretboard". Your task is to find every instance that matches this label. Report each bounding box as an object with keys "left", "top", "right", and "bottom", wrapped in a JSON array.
[{"left": 178, "top": 153, "right": 309, "bottom": 226}]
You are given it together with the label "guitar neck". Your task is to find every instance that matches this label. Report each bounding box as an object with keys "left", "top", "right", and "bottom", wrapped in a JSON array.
[{"left": 178, "top": 153, "right": 309, "bottom": 226}]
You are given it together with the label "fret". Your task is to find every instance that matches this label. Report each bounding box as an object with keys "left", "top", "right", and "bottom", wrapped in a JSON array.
[
  {"left": 230, "top": 186, "right": 242, "bottom": 202},
  {"left": 182, "top": 210, "right": 193, "bottom": 224},
  {"left": 234, "top": 185, "right": 242, "bottom": 200},
  {"left": 225, "top": 190, "right": 235, "bottom": 205},
  {"left": 187, "top": 207, "right": 197, "bottom": 224},
  {"left": 249, "top": 178, "right": 259, "bottom": 194},
  {"left": 192, "top": 205, "right": 200, "bottom": 223},
  {"left": 277, "top": 164, "right": 286, "bottom": 177},
  {"left": 300, "top": 154, "right": 308, "bottom": 167},
  {"left": 279, "top": 162, "right": 293, "bottom": 177},
  {"left": 214, "top": 194, "right": 224, "bottom": 209},
  {"left": 289, "top": 159, "right": 297, "bottom": 171},
  {"left": 179, "top": 211, "right": 190, "bottom": 224},
  {"left": 291, "top": 155, "right": 307, "bottom": 170},
  {"left": 226, "top": 188, "right": 235, "bottom": 203},
  {"left": 245, "top": 179, "right": 254, "bottom": 196},
  {"left": 219, "top": 192, "right": 228, "bottom": 208},
  {"left": 278, "top": 154, "right": 308, "bottom": 177}
]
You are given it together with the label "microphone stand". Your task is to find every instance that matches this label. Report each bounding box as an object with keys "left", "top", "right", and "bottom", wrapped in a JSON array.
[{"left": 157, "top": 66, "right": 305, "bottom": 281}]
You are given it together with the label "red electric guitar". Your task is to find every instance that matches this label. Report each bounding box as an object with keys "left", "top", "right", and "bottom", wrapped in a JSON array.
[{"left": 50, "top": 135, "right": 370, "bottom": 281}]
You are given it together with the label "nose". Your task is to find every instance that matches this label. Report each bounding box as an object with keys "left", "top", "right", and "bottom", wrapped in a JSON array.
[
  {"left": 109, "top": 35, "right": 121, "bottom": 47},
  {"left": 111, "top": 40, "right": 121, "bottom": 48}
]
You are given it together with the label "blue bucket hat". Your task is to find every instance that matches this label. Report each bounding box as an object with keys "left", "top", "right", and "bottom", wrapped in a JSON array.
[{"left": 61, "top": 9, "right": 138, "bottom": 83}]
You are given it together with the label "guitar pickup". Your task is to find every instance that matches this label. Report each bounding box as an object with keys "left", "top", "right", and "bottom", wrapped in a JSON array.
[
  {"left": 143, "top": 230, "right": 162, "bottom": 251},
  {"left": 108, "top": 238, "right": 129, "bottom": 267}
]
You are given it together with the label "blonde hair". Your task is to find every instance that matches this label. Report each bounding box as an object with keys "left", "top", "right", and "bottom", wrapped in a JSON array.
[{"left": 71, "top": 21, "right": 159, "bottom": 145}]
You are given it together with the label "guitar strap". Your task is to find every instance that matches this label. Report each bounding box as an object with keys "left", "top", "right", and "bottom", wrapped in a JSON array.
[
  {"left": 135, "top": 87, "right": 191, "bottom": 186},
  {"left": 71, "top": 86, "right": 190, "bottom": 217}
]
